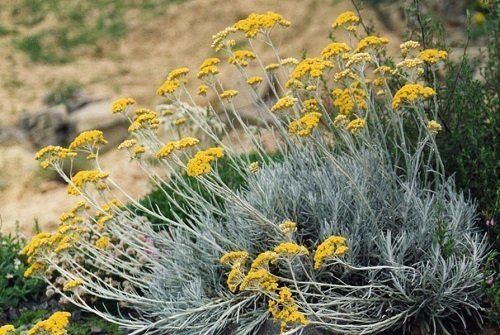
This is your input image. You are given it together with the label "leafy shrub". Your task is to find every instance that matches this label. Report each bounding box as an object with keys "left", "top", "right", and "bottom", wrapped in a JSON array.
[
  {"left": 0, "top": 233, "right": 45, "bottom": 311},
  {"left": 20, "top": 8, "right": 490, "bottom": 335}
]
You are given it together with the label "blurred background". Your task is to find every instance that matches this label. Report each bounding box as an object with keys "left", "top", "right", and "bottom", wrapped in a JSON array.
[{"left": 0, "top": 0, "right": 492, "bottom": 236}]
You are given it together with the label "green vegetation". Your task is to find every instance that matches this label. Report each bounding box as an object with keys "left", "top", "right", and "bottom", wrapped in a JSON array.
[
  {"left": 5, "top": 0, "right": 186, "bottom": 63},
  {"left": 137, "top": 153, "right": 281, "bottom": 226},
  {"left": 0, "top": 233, "right": 45, "bottom": 311}
]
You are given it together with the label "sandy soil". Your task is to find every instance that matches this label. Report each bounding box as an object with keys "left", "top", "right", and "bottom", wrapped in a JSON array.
[{"left": 0, "top": 0, "right": 414, "bottom": 236}]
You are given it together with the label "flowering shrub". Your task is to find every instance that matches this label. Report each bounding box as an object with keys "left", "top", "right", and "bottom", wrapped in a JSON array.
[{"left": 12, "top": 9, "right": 489, "bottom": 335}]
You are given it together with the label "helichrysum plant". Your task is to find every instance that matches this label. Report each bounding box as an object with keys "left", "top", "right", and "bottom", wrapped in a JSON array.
[{"left": 9, "top": 9, "right": 489, "bottom": 335}]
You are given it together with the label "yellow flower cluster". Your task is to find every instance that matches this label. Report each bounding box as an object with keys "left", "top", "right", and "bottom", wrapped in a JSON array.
[
  {"left": 321, "top": 42, "right": 351, "bottom": 59},
  {"left": 302, "top": 98, "right": 319, "bottom": 113},
  {"left": 117, "top": 139, "right": 137, "bottom": 150},
  {"left": 35, "top": 146, "right": 77, "bottom": 169},
  {"left": 167, "top": 67, "right": 190, "bottom": 80},
  {"left": 28, "top": 311, "right": 71, "bottom": 335},
  {"left": 281, "top": 57, "right": 299, "bottom": 66},
  {"left": 332, "top": 84, "right": 367, "bottom": 115},
  {"left": 346, "top": 118, "right": 366, "bottom": 134},
  {"left": 24, "top": 262, "right": 45, "bottom": 278},
  {"left": 355, "top": 35, "right": 389, "bottom": 52},
  {"left": 0, "top": 325, "right": 15, "bottom": 335},
  {"left": 400, "top": 40, "right": 420, "bottom": 56},
  {"left": 220, "top": 251, "right": 248, "bottom": 292},
  {"left": 69, "top": 130, "right": 107, "bottom": 150},
  {"left": 392, "top": 83, "right": 436, "bottom": 109},
  {"left": 128, "top": 110, "right": 160, "bottom": 132},
  {"left": 157, "top": 78, "right": 180, "bottom": 96},
  {"left": 228, "top": 50, "right": 256, "bottom": 67},
  {"left": 427, "top": 120, "right": 442, "bottom": 134},
  {"left": 333, "top": 69, "right": 359, "bottom": 83},
  {"left": 274, "top": 242, "right": 309, "bottom": 257},
  {"left": 156, "top": 137, "right": 199, "bottom": 159},
  {"left": 111, "top": 97, "right": 136, "bottom": 114},
  {"left": 314, "top": 235, "right": 348, "bottom": 269},
  {"left": 233, "top": 11, "right": 290, "bottom": 38},
  {"left": 186, "top": 147, "right": 224, "bottom": 177},
  {"left": 67, "top": 170, "right": 109, "bottom": 195},
  {"left": 63, "top": 278, "right": 83, "bottom": 291},
  {"left": 345, "top": 52, "right": 372, "bottom": 68},
  {"left": 247, "top": 76, "right": 263, "bottom": 86},
  {"left": 288, "top": 58, "right": 333, "bottom": 84},
  {"left": 95, "top": 236, "right": 110, "bottom": 249},
  {"left": 419, "top": 49, "right": 448, "bottom": 64},
  {"left": 250, "top": 251, "right": 278, "bottom": 270},
  {"left": 197, "top": 84, "right": 209, "bottom": 96},
  {"left": 268, "top": 287, "right": 309, "bottom": 332},
  {"left": 211, "top": 27, "right": 237, "bottom": 51},
  {"left": 332, "top": 11, "right": 359, "bottom": 31},
  {"left": 265, "top": 63, "right": 280, "bottom": 72},
  {"left": 197, "top": 58, "right": 220, "bottom": 79},
  {"left": 249, "top": 161, "right": 260, "bottom": 173},
  {"left": 270, "top": 96, "right": 297, "bottom": 112},
  {"left": 396, "top": 58, "right": 424, "bottom": 69},
  {"left": 240, "top": 268, "right": 279, "bottom": 292},
  {"left": 220, "top": 90, "right": 239, "bottom": 100},
  {"left": 279, "top": 220, "right": 297, "bottom": 235},
  {"left": 288, "top": 112, "right": 322, "bottom": 137}
]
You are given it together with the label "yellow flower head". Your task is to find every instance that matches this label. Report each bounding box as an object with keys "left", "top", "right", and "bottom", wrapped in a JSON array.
[
  {"left": 69, "top": 130, "right": 107, "bottom": 150},
  {"left": 211, "top": 27, "right": 237, "bottom": 51},
  {"left": 271, "top": 96, "right": 297, "bottom": 112},
  {"left": 156, "top": 137, "right": 199, "bottom": 159},
  {"left": 0, "top": 325, "right": 15, "bottom": 335},
  {"left": 247, "top": 76, "right": 263, "bottom": 86},
  {"left": 198, "top": 58, "right": 220, "bottom": 78},
  {"left": 280, "top": 57, "right": 299, "bottom": 66},
  {"left": 35, "top": 146, "right": 77, "bottom": 169},
  {"left": 346, "top": 118, "right": 366, "bottom": 134},
  {"left": 314, "top": 235, "right": 348, "bottom": 269},
  {"left": 228, "top": 50, "right": 256, "bottom": 67},
  {"left": 24, "top": 262, "right": 45, "bottom": 278},
  {"left": 427, "top": 120, "right": 442, "bottom": 134},
  {"left": 197, "top": 85, "right": 209, "bottom": 96},
  {"left": 322, "top": 42, "right": 351, "bottom": 59},
  {"left": 345, "top": 52, "right": 372, "bottom": 68},
  {"left": 265, "top": 63, "right": 281, "bottom": 72},
  {"left": 157, "top": 78, "right": 181, "bottom": 96},
  {"left": 249, "top": 161, "right": 260, "bottom": 173},
  {"left": 419, "top": 49, "right": 448, "bottom": 64},
  {"left": 332, "top": 11, "right": 359, "bottom": 30},
  {"left": 332, "top": 84, "right": 367, "bottom": 115},
  {"left": 400, "top": 40, "right": 420, "bottom": 56},
  {"left": 240, "top": 268, "right": 278, "bottom": 292},
  {"left": 186, "top": 147, "right": 224, "bottom": 177},
  {"left": 117, "top": 139, "right": 137, "bottom": 150},
  {"left": 268, "top": 287, "right": 309, "bottom": 332},
  {"left": 251, "top": 251, "right": 278, "bottom": 270},
  {"left": 333, "top": 114, "right": 349, "bottom": 127},
  {"left": 128, "top": 110, "right": 160, "bottom": 132},
  {"left": 67, "top": 170, "right": 109, "bottom": 196},
  {"left": 95, "top": 236, "right": 110, "bottom": 249},
  {"left": 63, "top": 278, "right": 83, "bottom": 291},
  {"left": 234, "top": 12, "right": 290, "bottom": 38},
  {"left": 226, "top": 263, "right": 245, "bottom": 293},
  {"left": 355, "top": 36, "right": 389, "bottom": 52},
  {"left": 289, "top": 58, "right": 333, "bottom": 82},
  {"left": 392, "top": 83, "right": 436, "bottom": 109},
  {"left": 167, "top": 67, "right": 190, "bottom": 80},
  {"left": 279, "top": 220, "right": 297, "bottom": 235},
  {"left": 288, "top": 112, "right": 322, "bottom": 137},
  {"left": 111, "top": 97, "right": 136, "bottom": 114},
  {"left": 220, "top": 90, "right": 239, "bottom": 100},
  {"left": 28, "top": 311, "right": 71, "bottom": 335},
  {"left": 220, "top": 251, "right": 249, "bottom": 266},
  {"left": 274, "top": 242, "right": 309, "bottom": 257}
]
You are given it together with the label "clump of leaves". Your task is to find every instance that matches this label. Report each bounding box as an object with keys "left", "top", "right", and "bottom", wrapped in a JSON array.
[{"left": 0, "top": 233, "right": 46, "bottom": 311}]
